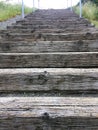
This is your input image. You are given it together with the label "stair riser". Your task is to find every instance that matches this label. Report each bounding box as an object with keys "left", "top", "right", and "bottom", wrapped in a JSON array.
[
  {"left": 41, "top": 33, "right": 98, "bottom": 41},
  {"left": 0, "top": 40, "right": 98, "bottom": 53},
  {"left": 20, "top": 23, "right": 89, "bottom": 26},
  {"left": 0, "top": 97, "right": 98, "bottom": 129},
  {"left": 17, "top": 18, "right": 89, "bottom": 24},
  {"left": 1, "top": 28, "right": 91, "bottom": 34},
  {"left": 25, "top": 16, "right": 81, "bottom": 20},
  {"left": 2, "top": 32, "right": 98, "bottom": 41},
  {"left": 16, "top": 20, "right": 89, "bottom": 25},
  {"left": 0, "top": 53, "right": 98, "bottom": 68},
  {"left": 7, "top": 24, "right": 92, "bottom": 30},
  {"left": 0, "top": 117, "right": 98, "bottom": 130},
  {"left": 0, "top": 69, "right": 98, "bottom": 93}
]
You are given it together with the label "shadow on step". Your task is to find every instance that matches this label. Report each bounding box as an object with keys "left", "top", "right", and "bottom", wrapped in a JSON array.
[
  {"left": 0, "top": 117, "right": 98, "bottom": 130},
  {"left": 0, "top": 90, "right": 98, "bottom": 97}
]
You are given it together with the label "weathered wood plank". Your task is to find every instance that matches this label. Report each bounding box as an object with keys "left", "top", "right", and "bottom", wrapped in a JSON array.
[
  {"left": 0, "top": 52, "right": 98, "bottom": 68},
  {"left": 7, "top": 24, "right": 93, "bottom": 30},
  {"left": 17, "top": 18, "right": 90, "bottom": 25},
  {"left": 0, "top": 97, "right": 98, "bottom": 117},
  {"left": 0, "top": 117, "right": 98, "bottom": 130},
  {"left": 2, "top": 32, "right": 98, "bottom": 41},
  {"left": 41, "top": 32, "right": 98, "bottom": 41},
  {"left": 0, "top": 40, "right": 98, "bottom": 53},
  {"left": 16, "top": 19, "right": 82, "bottom": 23},
  {"left": 25, "top": 16, "right": 84, "bottom": 21},
  {"left": 0, "top": 68, "right": 98, "bottom": 92},
  {"left": 1, "top": 27, "right": 95, "bottom": 35},
  {"left": 20, "top": 22, "right": 90, "bottom": 27},
  {"left": 16, "top": 19, "right": 90, "bottom": 25}
]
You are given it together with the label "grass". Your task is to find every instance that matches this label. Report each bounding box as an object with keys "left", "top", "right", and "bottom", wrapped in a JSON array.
[
  {"left": 91, "top": 20, "right": 98, "bottom": 27},
  {"left": 0, "top": 1, "right": 33, "bottom": 21},
  {"left": 74, "top": 1, "right": 98, "bottom": 27}
]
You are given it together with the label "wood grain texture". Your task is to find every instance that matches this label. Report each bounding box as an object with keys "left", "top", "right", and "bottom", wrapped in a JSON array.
[
  {"left": 0, "top": 68, "right": 98, "bottom": 92},
  {"left": 0, "top": 9, "right": 98, "bottom": 129},
  {"left": 0, "top": 117, "right": 98, "bottom": 130},
  {"left": 17, "top": 18, "right": 89, "bottom": 23},
  {"left": 18, "top": 20, "right": 90, "bottom": 25},
  {"left": 0, "top": 40, "right": 98, "bottom": 53},
  {"left": 19, "top": 23, "right": 89, "bottom": 27},
  {"left": 0, "top": 52, "right": 98, "bottom": 68},
  {"left": 0, "top": 97, "right": 98, "bottom": 118},
  {"left": 41, "top": 32, "right": 98, "bottom": 41},
  {"left": 2, "top": 32, "right": 97, "bottom": 41},
  {"left": 1, "top": 27, "right": 96, "bottom": 35}
]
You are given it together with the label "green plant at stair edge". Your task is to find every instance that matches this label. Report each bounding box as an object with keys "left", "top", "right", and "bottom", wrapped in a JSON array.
[
  {"left": 74, "top": 1, "right": 98, "bottom": 27},
  {"left": 0, "top": 1, "right": 33, "bottom": 21}
]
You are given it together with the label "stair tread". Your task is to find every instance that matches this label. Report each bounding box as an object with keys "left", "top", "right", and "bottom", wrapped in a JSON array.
[
  {"left": 0, "top": 52, "right": 98, "bottom": 68},
  {"left": 0, "top": 40, "right": 98, "bottom": 52},
  {"left": 0, "top": 97, "right": 98, "bottom": 118},
  {"left": 0, "top": 68, "right": 98, "bottom": 93},
  {"left": 3, "top": 32, "right": 97, "bottom": 41}
]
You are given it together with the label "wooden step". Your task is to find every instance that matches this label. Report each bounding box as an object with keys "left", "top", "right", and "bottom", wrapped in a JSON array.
[
  {"left": 25, "top": 13, "right": 79, "bottom": 17},
  {"left": 41, "top": 32, "right": 98, "bottom": 41},
  {"left": 0, "top": 52, "right": 98, "bottom": 68},
  {"left": 7, "top": 24, "right": 93, "bottom": 30},
  {"left": 0, "top": 68, "right": 98, "bottom": 96},
  {"left": 17, "top": 18, "right": 89, "bottom": 24},
  {"left": 0, "top": 40, "right": 98, "bottom": 53},
  {"left": 0, "top": 117, "right": 98, "bottom": 130},
  {"left": 16, "top": 19, "right": 90, "bottom": 25},
  {"left": 7, "top": 25, "right": 53, "bottom": 30},
  {"left": 25, "top": 16, "right": 81, "bottom": 20},
  {"left": 1, "top": 27, "right": 95, "bottom": 34},
  {"left": 0, "top": 28, "right": 86, "bottom": 34},
  {"left": 0, "top": 97, "right": 98, "bottom": 129},
  {"left": 0, "top": 97, "right": 98, "bottom": 117},
  {"left": 1, "top": 31, "right": 98, "bottom": 41},
  {"left": 20, "top": 22, "right": 90, "bottom": 26}
]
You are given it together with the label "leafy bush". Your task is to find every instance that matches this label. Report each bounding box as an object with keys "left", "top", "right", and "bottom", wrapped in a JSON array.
[
  {"left": 0, "top": 1, "right": 33, "bottom": 21},
  {"left": 82, "top": 1, "right": 98, "bottom": 20},
  {"left": 74, "top": 1, "right": 98, "bottom": 27}
]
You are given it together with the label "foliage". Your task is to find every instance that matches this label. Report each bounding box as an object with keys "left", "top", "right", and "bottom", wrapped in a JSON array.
[
  {"left": 0, "top": 1, "right": 33, "bottom": 21},
  {"left": 81, "top": 0, "right": 98, "bottom": 5},
  {"left": 74, "top": 1, "right": 98, "bottom": 27},
  {"left": 91, "top": 20, "right": 98, "bottom": 27},
  {"left": 82, "top": 1, "right": 98, "bottom": 20}
]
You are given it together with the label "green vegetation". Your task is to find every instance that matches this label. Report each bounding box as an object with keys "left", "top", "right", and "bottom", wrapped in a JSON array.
[
  {"left": 74, "top": 1, "right": 98, "bottom": 27},
  {"left": 0, "top": 1, "right": 33, "bottom": 21},
  {"left": 81, "top": 0, "right": 98, "bottom": 5},
  {"left": 91, "top": 20, "right": 98, "bottom": 27}
]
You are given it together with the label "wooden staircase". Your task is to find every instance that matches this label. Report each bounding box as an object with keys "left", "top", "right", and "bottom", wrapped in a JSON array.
[{"left": 0, "top": 9, "right": 98, "bottom": 129}]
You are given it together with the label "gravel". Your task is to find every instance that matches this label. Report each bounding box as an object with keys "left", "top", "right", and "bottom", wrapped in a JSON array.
[{"left": 0, "top": 15, "right": 23, "bottom": 30}]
